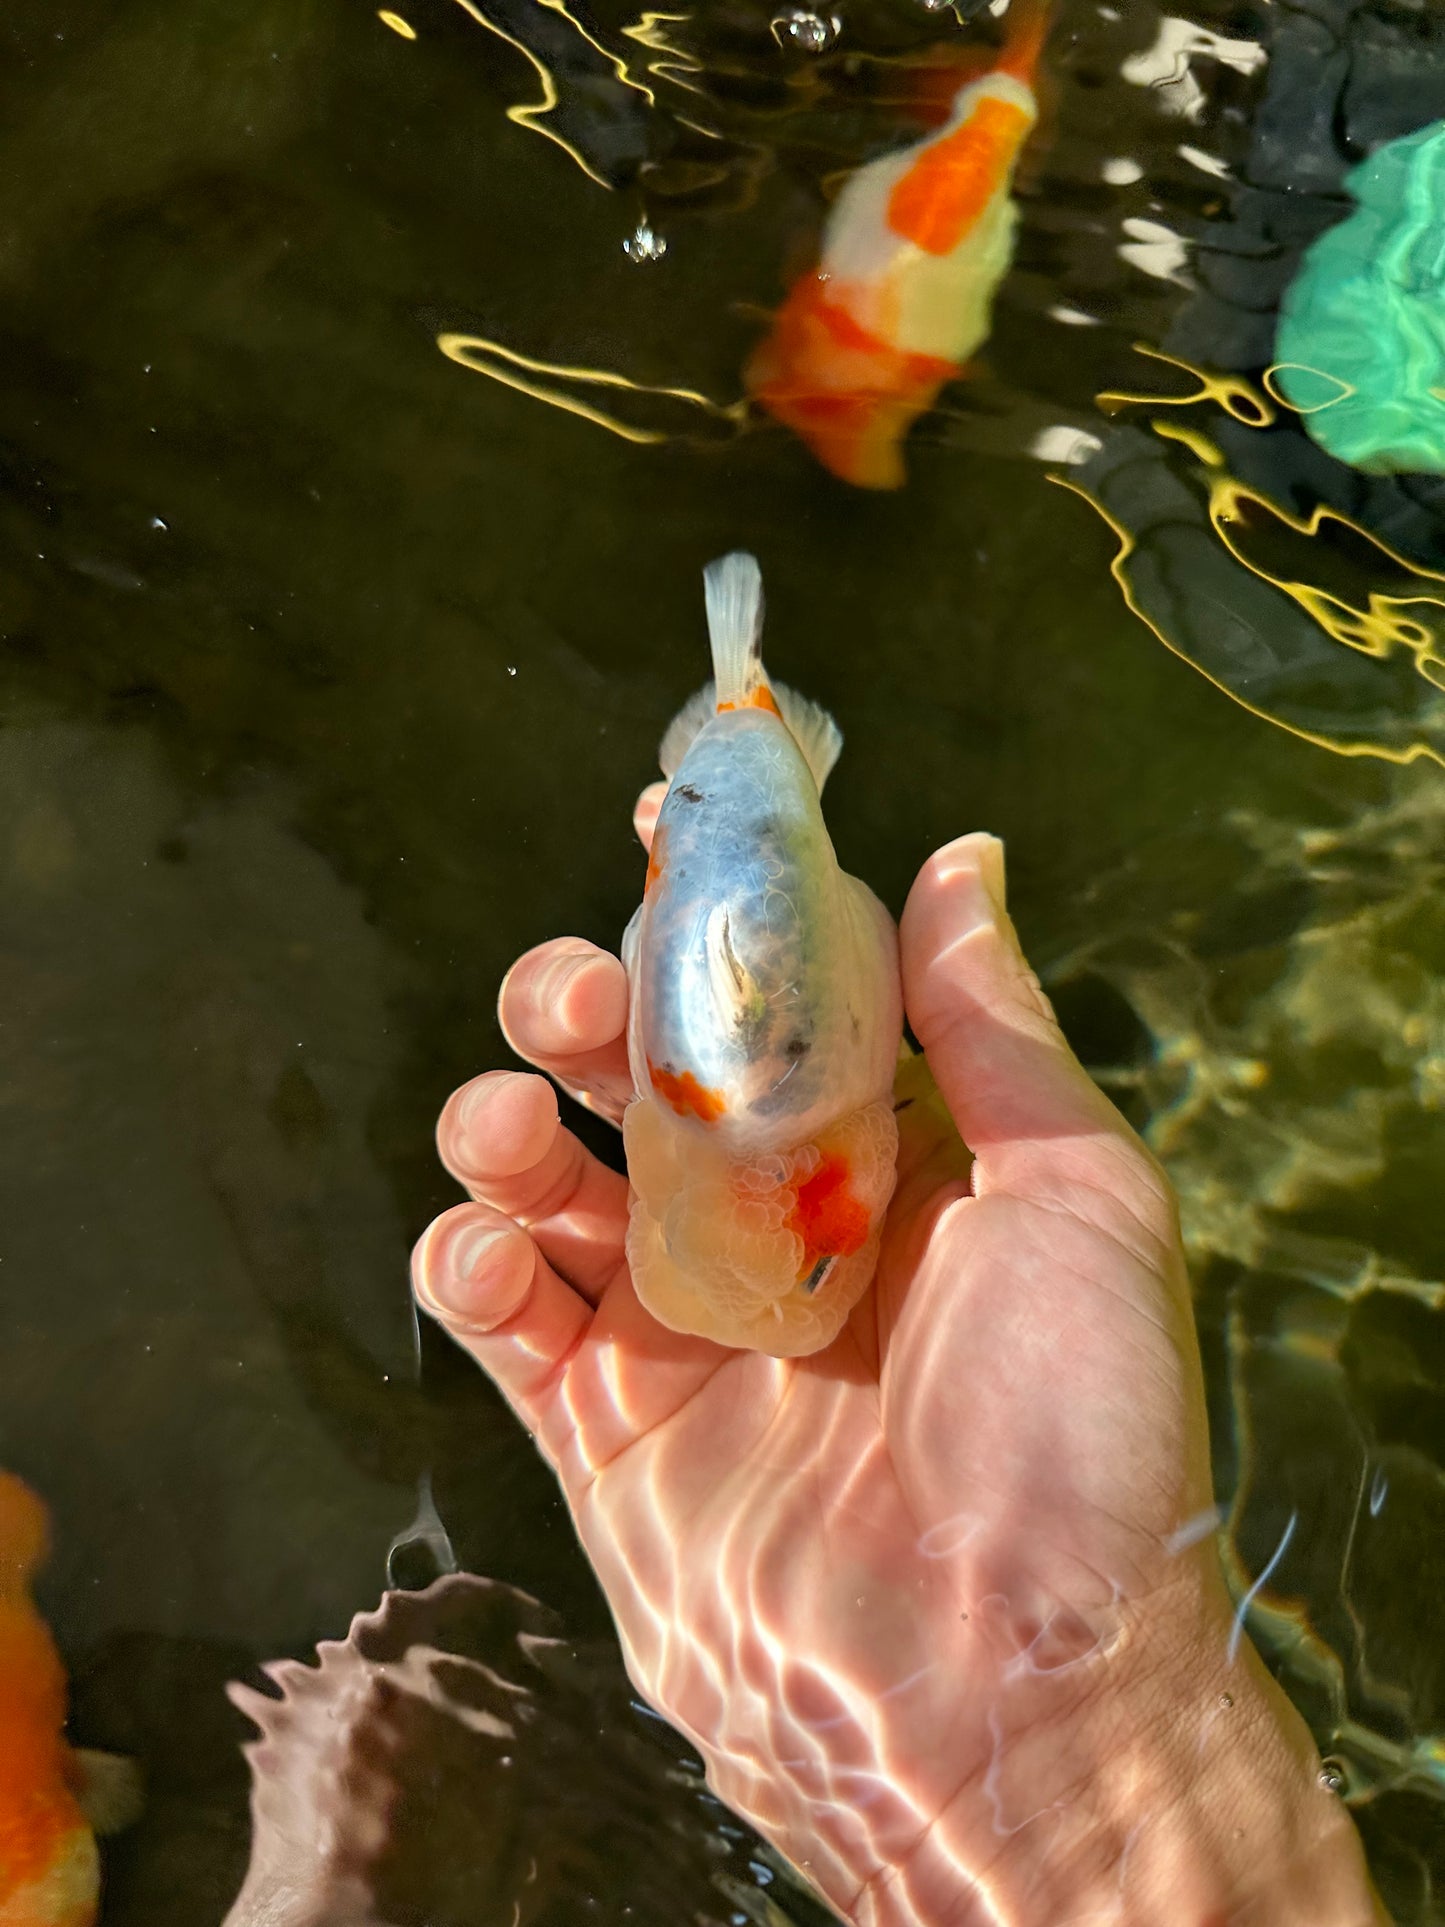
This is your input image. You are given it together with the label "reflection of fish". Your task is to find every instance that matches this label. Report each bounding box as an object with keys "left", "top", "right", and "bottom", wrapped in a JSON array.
[
  {"left": 622, "top": 554, "right": 902, "bottom": 1357},
  {"left": 745, "top": 0, "right": 1050, "bottom": 488},
  {"left": 0, "top": 1473, "right": 139, "bottom": 1927}
]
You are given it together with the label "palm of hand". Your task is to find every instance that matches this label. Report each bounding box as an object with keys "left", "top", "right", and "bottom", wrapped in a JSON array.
[{"left": 414, "top": 828, "right": 1214, "bottom": 1915}]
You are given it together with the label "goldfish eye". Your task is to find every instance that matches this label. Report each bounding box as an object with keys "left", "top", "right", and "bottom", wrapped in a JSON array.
[{"left": 801, "top": 1254, "right": 837, "bottom": 1294}]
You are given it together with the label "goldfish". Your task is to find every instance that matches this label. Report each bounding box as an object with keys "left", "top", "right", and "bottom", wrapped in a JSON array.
[
  {"left": 745, "top": 0, "right": 1051, "bottom": 488},
  {"left": 0, "top": 1473, "right": 139, "bottom": 1927},
  {"left": 621, "top": 552, "right": 903, "bottom": 1357}
]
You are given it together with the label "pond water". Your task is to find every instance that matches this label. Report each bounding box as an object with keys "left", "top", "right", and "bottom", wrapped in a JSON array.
[{"left": 1, "top": 0, "right": 1443, "bottom": 1920}]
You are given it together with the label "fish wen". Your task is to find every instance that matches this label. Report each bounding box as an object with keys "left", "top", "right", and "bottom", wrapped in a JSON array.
[
  {"left": 0, "top": 1472, "right": 141, "bottom": 1927},
  {"left": 622, "top": 553, "right": 903, "bottom": 1357},
  {"left": 745, "top": 0, "right": 1051, "bottom": 488}
]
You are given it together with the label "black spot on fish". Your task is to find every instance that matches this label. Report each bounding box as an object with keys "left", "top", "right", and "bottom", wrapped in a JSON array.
[
  {"left": 675, "top": 783, "right": 704, "bottom": 804},
  {"left": 784, "top": 1035, "right": 810, "bottom": 1059},
  {"left": 802, "top": 1256, "right": 835, "bottom": 1294}
]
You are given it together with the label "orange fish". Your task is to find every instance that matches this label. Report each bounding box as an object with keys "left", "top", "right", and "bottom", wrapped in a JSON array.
[
  {"left": 745, "top": 0, "right": 1051, "bottom": 488},
  {"left": 0, "top": 1473, "right": 139, "bottom": 1927}
]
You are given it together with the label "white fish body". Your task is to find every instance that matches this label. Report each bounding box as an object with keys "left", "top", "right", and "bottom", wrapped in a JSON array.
[{"left": 621, "top": 554, "right": 903, "bottom": 1357}]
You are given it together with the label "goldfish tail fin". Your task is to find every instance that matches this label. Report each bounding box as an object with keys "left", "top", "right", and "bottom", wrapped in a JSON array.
[
  {"left": 702, "top": 550, "right": 766, "bottom": 706},
  {"left": 773, "top": 681, "right": 843, "bottom": 793},
  {"left": 72, "top": 1750, "right": 145, "bottom": 1836},
  {"left": 660, "top": 553, "right": 842, "bottom": 791},
  {"left": 997, "top": 0, "right": 1053, "bottom": 85},
  {"left": 0, "top": 1470, "right": 49, "bottom": 1592}
]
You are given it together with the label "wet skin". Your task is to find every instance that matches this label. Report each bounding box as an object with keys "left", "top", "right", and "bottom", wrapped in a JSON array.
[{"left": 413, "top": 793, "right": 1386, "bottom": 1927}]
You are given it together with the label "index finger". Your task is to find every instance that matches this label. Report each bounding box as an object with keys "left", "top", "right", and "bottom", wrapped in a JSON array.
[
  {"left": 498, "top": 783, "right": 667, "bottom": 1123},
  {"left": 499, "top": 939, "right": 632, "bottom": 1124}
]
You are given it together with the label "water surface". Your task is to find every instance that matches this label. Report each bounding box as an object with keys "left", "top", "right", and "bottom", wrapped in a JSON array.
[{"left": 2, "top": 0, "right": 1443, "bottom": 1918}]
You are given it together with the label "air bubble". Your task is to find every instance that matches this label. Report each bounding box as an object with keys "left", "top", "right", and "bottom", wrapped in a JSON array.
[
  {"left": 623, "top": 220, "right": 667, "bottom": 264},
  {"left": 1218, "top": 1691, "right": 1234, "bottom": 1709},
  {"left": 770, "top": 9, "right": 841, "bottom": 52},
  {"left": 1318, "top": 1758, "right": 1348, "bottom": 1796}
]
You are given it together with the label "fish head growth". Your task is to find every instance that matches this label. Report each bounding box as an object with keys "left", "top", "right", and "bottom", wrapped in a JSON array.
[{"left": 623, "top": 1092, "right": 898, "bottom": 1356}]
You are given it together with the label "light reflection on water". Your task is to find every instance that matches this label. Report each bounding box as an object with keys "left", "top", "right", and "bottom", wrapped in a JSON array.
[
  {"left": 1046, "top": 767, "right": 1445, "bottom": 1916},
  {"left": 0, "top": 0, "right": 1443, "bottom": 1919}
]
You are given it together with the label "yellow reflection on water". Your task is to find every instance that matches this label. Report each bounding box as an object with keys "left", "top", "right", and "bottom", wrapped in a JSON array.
[
  {"left": 1154, "top": 419, "right": 1445, "bottom": 680},
  {"left": 450, "top": 0, "right": 661, "bottom": 188},
  {"left": 1099, "top": 342, "right": 1276, "bottom": 428},
  {"left": 621, "top": 11, "right": 706, "bottom": 99},
  {"left": 1063, "top": 346, "right": 1445, "bottom": 767},
  {"left": 1261, "top": 361, "right": 1357, "bottom": 416},
  {"left": 436, "top": 331, "right": 746, "bottom": 444},
  {"left": 377, "top": 10, "right": 417, "bottom": 39}
]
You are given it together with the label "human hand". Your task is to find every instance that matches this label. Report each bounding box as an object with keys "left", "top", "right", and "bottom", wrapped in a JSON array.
[{"left": 414, "top": 794, "right": 1384, "bottom": 1927}]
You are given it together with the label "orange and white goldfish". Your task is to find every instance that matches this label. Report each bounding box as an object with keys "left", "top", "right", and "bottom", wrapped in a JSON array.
[
  {"left": 745, "top": 0, "right": 1051, "bottom": 488},
  {"left": 622, "top": 553, "right": 902, "bottom": 1357},
  {"left": 0, "top": 1473, "right": 139, "bottom": 1927}
]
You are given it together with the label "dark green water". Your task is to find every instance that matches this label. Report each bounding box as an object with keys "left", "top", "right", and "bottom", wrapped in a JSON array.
[{"left": 2, "top": 0, "right": 1443, "bottom": 1920}]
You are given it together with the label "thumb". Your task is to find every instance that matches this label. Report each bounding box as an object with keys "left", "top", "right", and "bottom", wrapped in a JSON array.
[{"left": 900, "top": 834, "right": 1164, "bottom": 1210}]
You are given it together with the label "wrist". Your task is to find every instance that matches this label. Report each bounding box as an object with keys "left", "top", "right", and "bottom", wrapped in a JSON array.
[
  {"left": 1046, "top": 1559, "right": 1385, "bottom": 1927},
  {"left": 784, "top": 1557, "right": 1384, "bottom": 1927}
]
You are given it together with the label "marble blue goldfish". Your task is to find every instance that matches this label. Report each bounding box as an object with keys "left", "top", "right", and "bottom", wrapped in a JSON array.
[{"left": 622, "top": 554, "right": 903, "bottom": 1356}]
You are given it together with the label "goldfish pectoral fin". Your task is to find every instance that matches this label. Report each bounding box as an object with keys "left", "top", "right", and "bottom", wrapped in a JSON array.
[
  {"left": 729, "top": 299, "right": 780, "bottom": 326},
  {"left": 659, "top": 682, "right": 718, "bottom": 779},
  {"left": 71, "top": 1749, "right": 145, "bottom": 1836},
  {"left": 772, "top": 681, "right": 843, "bottom": 792}
]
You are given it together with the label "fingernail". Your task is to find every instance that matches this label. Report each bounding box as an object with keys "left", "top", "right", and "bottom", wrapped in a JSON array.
[
  {"left": 426, "top": 1222, "right": 532, "bottom": 1328},
  {"left": 457, "top": 1072, "right": 510, "bottom": 1131},
  {"left": 537, "top": 949, "right": 594, "bottom": 1026},
  {"left": 977, "top": 836, "right": 1007, "bottom": 919},
  {"left": 935, "top": 833, "right": 1007, "bottom": 932}
]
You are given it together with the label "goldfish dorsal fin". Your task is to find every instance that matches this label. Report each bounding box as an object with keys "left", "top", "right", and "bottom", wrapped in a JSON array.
[
  {"left": 773, "top": 680, "right": 843, "bottom": 793},
  {"left": 703, "top": 551, "right": 766, "bottom": 707},
  {"left": 659, "top": 682, "right": 716, "bottom": 779}
]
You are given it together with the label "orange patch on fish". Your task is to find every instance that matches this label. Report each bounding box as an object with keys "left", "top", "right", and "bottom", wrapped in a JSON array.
[
  {"left": 647, "top": 1058, "right": 727, "bottom": 1123},
  {"left": 0, "top": 1473, "right": 99, "bottom": 1927},
  {"left": 886, "top": 95, "right": 1034, "bottom": 255},
  {"left": 716, "top": 685, "right": 782, "bottom": 717},
  {"left": 744, "top": 275, "right": 958, "bottom": 489},
  {"left": 644, "top": 822, "right": 668, "bottom": 894},
  {"left": 787, "top": 1149, "right": 871, "bottom": 1277}
]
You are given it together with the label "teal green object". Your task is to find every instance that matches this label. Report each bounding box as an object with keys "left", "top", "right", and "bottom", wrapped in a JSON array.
[{"left": 1274, "top": 119, "right": 1445, "bottom": 475}]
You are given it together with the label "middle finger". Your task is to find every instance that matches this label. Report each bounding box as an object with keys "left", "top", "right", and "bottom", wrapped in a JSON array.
[{"left": 438, "top": 1070, "right": 630, "bottom": 1302}]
